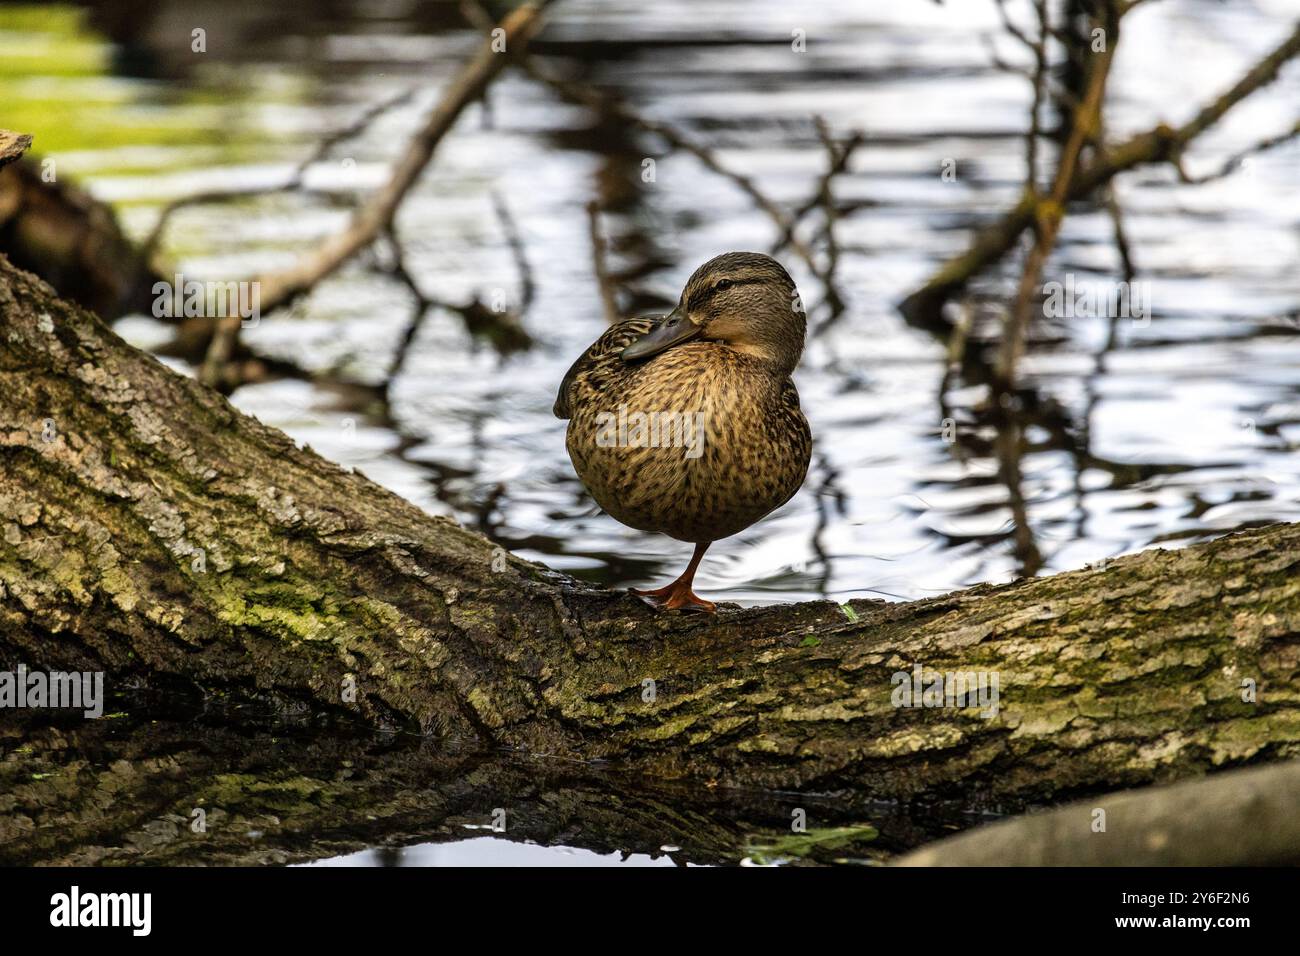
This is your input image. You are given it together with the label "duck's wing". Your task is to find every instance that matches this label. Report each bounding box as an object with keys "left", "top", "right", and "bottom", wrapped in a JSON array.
[{"left": 553, "top": 317, "right": 656, "bottom": 419}]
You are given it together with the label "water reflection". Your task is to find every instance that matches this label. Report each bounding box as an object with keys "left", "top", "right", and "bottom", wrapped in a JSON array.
[
  {"left": 3, "top": 712, "right": 929, "bottom": 867},
  {"left": 301, "top": 839, "right": 685, "bottom": 867}
]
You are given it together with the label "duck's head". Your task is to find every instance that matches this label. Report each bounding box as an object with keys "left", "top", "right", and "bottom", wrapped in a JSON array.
[{"left": 620, "top": 252, "right": 805, "bottom": 375}]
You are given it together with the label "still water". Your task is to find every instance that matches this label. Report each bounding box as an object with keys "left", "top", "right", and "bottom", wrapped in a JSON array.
[{"left": 3, "top": 0, "right": 1299, "bottom": 864}]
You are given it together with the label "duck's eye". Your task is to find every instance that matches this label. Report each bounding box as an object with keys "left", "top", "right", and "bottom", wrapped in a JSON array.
[{"left": 714, "top": 279, "right": 734, "bottom": 292}]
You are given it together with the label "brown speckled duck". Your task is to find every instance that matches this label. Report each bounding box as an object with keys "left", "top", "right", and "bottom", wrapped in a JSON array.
[{"left": 554, "top": 252, "right": 812, "bottom": 612}]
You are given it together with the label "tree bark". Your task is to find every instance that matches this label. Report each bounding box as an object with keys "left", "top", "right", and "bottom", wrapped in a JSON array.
[
  {"left": 894, "top": 758, "right": 1300, "bottom": 866},
  {"left": 0, "top": 131, "right": 31, "bottom": 169},
  {"left": 2, "top": 252, "right": 1300, "bottom": 814},
  {"left": 0, "top": 714, "right": 894, "bottom": 865}
]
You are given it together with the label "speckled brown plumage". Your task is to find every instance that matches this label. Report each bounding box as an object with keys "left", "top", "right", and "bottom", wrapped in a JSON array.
[
  {"left": 554, "top": 252, "right": 812, "bottom": 611},
  {"left": 557, "top": 335, "right": 811, "bottom": 541}
]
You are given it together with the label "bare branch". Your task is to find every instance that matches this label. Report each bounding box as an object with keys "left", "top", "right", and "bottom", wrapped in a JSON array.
[
  {"left": 380, "top": 225, "right": 533, "bottom": 391},
  {"left": 1104, "top": 185, "right": 1137, "bottom": 282},
  {"left": 500, "top": 45, "right": 822, "bottom": 276},
  {"left": 981, "top": 33, "right": 1035, "bottom": 80},
  {"left": 809, "top": 117, "right": 850, "bottom": 335},
  {"left": 993, "top": 0, "right": 1038, "bottom": 52},
  {"left": 1025, "top": 0, "right": 1049, "bottom": 194},
  {"left": 586, "top": 200, "right": 621, "bottom": 324},
  {"left": 772, "top": 125, "right": 864, "bottom": 257},
  {"left": 1175, "top": 119, "right": 1300, "bottom": 184},
  {"left": 141, "top": 87, "right": 417, "bottom": 262},
  {"left": 902, "top": 21, "right": 1300, "bottom": 325},
  {"left": 198, "top": 0, "right": 555, "bottom": 389},
  {"left": 996, "top": 0, "right": 1119, "bottom": 389},
  {"left": 492, "top": 190, "right": 535, "bottom": 313}
]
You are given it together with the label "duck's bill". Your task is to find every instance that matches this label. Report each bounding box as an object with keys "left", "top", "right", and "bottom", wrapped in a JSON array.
[{"left": 620, "top": 306, "right": 700, "bottom": 362}]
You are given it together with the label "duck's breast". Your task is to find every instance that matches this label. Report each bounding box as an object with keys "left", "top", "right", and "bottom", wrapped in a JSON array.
[{"left": 566, "top": 343, "right": 810, "bottom": 542}]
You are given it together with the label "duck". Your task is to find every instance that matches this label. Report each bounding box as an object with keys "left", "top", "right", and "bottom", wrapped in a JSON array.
[{"left": 553, "top": 251, "right": 812, "bottom": 612}]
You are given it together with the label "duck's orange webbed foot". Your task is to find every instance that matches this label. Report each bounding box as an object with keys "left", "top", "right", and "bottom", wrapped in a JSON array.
[
  {"left": 631, "top": 580, "right": 716, "bottom": 613},
  {"left": 629, "top": 582, "right": 678, "bottom": 601},
  {"left": 629, "top": 541, "right": 716, "bottom": 613},
  {"left": 660, "top": 584, "right": 716, "bottom": 613}
]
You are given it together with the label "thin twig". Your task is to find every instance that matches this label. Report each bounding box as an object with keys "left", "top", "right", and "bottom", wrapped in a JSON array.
[
  {"left": 586, "top": 201, "right": 621, "bottom": 324},
  {"left": 981, "top": 33, "right": 1036, "bottom": 80},
  {"left": 996, "top": 0, "right": 1119, "bottom": 389},
  {"left": 984, "top": 0, "right": 1050, "bottom": 194},
  {"left": 141, "top": 86, "right": 417, "bottom": 262},
  {"left": 1174, "top": 119, "right": 1300, "bottom": 183},
  {"left": 1026, "top": 0, "right": 1049, "bottom": 194},
  {"left": 491, "top": 190, "right": 535, "bottom": 313},
  {"left": 809, "top": 117, "right": 849, "bottom": 336},
  {"left": 1098, "top": 106, "right": 1137, "bottom": 283},
  {"left": 198, "top": 0, "right": 554, "bottom": 389},
  {"left": 465, "top": 0, "right": 863, "bottom": 325},
  {"left": 902, "top": 20, "right": 1300, "bottom": 326},
  {"left": 772, "top": 125, "right": 864, "bottom": 257},
  {"left": 1104, "top": 185, "right": 1136, "bottom": 282},
  {"left": 383, "top": 229, "right": 434, "bottom": 388},
  {"left": 380, "top": 225, "right": 533, "bottom": 391},
  {"left": 502, "top": 45, "right": 822, "bottom": 275},
  {"left": 993, "top": 0, "right": 1038, "bottom": 51}
]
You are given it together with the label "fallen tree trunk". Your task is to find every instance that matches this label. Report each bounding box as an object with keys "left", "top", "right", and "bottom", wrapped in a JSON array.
[{"left": 2, "top": 252, "right": 1299, "bottom": 811}]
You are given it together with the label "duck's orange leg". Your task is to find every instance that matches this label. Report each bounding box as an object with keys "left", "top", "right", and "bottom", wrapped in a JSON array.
[{"left": 631, "top": 541, "right": 716, "bottom": 613}]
